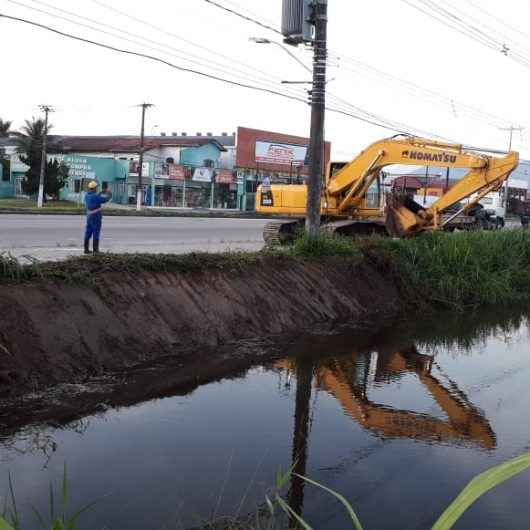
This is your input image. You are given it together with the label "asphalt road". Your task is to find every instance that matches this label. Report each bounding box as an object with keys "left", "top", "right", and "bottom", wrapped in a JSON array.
[{"left": 0, "top": 214, "right": 270, "bottom": 261}]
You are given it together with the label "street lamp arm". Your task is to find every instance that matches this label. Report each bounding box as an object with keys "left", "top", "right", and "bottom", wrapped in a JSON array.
[
  {"left": 249, "top": 37, "right": 312, "bottom": 74},
  {"left": 274, "top": 42, "right": 313, "bottom": 74}
]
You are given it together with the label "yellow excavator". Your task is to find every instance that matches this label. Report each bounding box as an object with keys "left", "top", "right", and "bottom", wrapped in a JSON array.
[
  {"left": 256, "top": 135, "right": 519, "bottom": 242},
  {"left": 278, "top": 347, "right": 496, "bottom": 449}
]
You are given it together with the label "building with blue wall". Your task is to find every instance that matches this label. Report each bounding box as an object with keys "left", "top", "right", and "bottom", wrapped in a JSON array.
[
  {"left": 0, "top": 161, "right": 15, "bottom": 199},
  {"left": 57, "top": 154, "right": 129, "bottom": 205}
]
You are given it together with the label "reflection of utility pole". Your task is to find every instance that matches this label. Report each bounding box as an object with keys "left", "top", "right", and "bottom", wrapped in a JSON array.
[
  {"left": 499, "top": 125, "right": 523, "bottom": 210},
  {"left": 136, "top": 103, "right": 153, "bottom": 211},
  {"left": 306, "top": 0, "right": 328, "bottom": 238},
  {"left": 37, "top": 105, "right": 54, "bottom": 208},
  {"left": 287, "top": 359, "right": 314, "bottom": 526}
]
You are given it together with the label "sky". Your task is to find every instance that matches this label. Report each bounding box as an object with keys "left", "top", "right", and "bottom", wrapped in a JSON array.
[{"left": 2, "top": 0, "right": 530, "bottom": 165}]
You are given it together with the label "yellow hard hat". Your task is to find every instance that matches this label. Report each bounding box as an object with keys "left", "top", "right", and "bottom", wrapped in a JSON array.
[{"left": 88, "top": 180, "right": 98, "bottom": 189}]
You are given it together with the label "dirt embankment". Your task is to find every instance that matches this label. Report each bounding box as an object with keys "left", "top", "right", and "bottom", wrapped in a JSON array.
[{"left": 0, "top": 257, "right": 400, "bottom": 396}]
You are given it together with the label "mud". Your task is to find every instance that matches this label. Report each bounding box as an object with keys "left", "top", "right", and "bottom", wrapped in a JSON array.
[{"left": 0, "top": 258, "right": 400, "bottom": 401}]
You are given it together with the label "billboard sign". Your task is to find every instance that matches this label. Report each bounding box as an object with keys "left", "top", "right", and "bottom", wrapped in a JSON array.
[
  {"left": 216, "top": 169, "right": 235, "bottom": 184},
  {"left": 169, "top": 164, "right": 186, "bottom": 181},
  {"left": 255, "top": 141, "right": 308, "bottom": 167}
]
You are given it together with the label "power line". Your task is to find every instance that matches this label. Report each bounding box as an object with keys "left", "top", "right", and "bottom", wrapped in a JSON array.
[
  {"left": 0, "top": 11, "right": 434, "bottom": 137},
  {"left": 333, "top": 56, "right": 516, "bottom": 129},
  {"left": 201, "top": 0, "right": 282, "bottom": 36},
  {"left": 437, "top": 0, "right": 530, "bottom": 53},
  {"left": 193, "top": 0, "right": 451, "bottom": 137},
  {"left": 399, "top": 0, "right": 530, "bottom": 70},
  {"left": 90, "top": 0, "right": 294, "bottom": 89},
  {"left": 8, "top": 0, "right": 309, "bottom": 102},
  {"left": 221, "top": 0, "right": 279, "bottom": 28},
  {"left": 3, "top": 4, "right": 444, "bottom": 137},
  {"left": 398, "top": 0, "right": 500, "bottom": 52},
  {"left": 197, "top": 0, "right": 525, "bottom": 141},
  {"left": 464, "top": 0, "right": 530, "bottom": 44},
  {"left": 7, "top": 6, "right": 524, "bottom": 151},
  {"left": 0, "top": 12, "right": 309, "bottom": 104}
]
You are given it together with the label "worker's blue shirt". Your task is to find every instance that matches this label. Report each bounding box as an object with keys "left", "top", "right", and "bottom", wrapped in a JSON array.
[
  {"left": 85, "top": 191, "right": 110, "bottom": 215},
  {"left": 84, "top": 191, "right": 110, "bottom": 240}
]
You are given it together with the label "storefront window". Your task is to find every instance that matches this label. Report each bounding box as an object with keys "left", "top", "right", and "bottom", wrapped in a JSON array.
[
  {"left": 214, "top": 183, "right": 237, "bottom": 209},
  {"left": 246, "top": 180, "right": 257, "bottom": 193}
]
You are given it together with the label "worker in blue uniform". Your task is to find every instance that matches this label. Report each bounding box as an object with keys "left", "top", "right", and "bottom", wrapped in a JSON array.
[{"left": 84, "top": 180, "right": 112, "bottom": 254}]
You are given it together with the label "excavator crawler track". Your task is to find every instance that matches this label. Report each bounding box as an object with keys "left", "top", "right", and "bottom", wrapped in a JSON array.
[
  {"left": 263, "top": 220, "right": 302, "bottom": 246},
  {"left": 321, "top": 219, "right": 388, "bottom": 238}
]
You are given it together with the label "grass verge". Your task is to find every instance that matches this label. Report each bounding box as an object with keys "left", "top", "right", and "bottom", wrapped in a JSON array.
[
  {"left": 0, "top": 199, "right": 84, "bottom": 210},
  {"left": 2, "top": 230, "right": 530, "bottom": 311},
  {"left": 0, "top": 199, "right": 272, "bottom": 218}
]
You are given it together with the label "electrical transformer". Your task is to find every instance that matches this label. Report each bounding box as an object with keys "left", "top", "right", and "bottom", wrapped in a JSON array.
[{"left": 281, "top": 0, "right": 314, "bottom": 46}]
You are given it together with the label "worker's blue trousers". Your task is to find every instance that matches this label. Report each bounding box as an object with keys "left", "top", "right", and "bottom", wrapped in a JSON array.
[{"left": 84, "top": 213, "right": 102, "bottom": 241}]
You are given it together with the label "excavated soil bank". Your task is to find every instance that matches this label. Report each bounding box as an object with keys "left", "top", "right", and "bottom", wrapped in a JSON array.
[{"left": 0, "top": 256, "right": 400, "bottom": 399}]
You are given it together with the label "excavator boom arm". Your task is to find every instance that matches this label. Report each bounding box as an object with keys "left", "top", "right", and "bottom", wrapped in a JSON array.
[
  {"left": 327, "top": 136, "right": 488, "bottom": 198},
  {"left": 431, "top": 152, "right": 519, "bottom": 214}
]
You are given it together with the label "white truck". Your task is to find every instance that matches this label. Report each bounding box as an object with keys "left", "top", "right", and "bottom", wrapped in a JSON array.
[{"left": 413, "top": 191, "right": 506, "bottom": 229}]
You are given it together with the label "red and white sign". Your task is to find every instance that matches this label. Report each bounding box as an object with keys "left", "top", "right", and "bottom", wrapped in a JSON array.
[
  {"left": 255, "top": 141, "right": 307, "bottom": 167},
  {"left": 169, "top": 164, "right": 186, "bottom": 181},
  {"left": 216, "top": 169, "right": 235, "bottom": 184}
]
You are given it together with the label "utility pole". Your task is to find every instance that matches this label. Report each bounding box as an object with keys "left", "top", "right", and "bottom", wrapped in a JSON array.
[
  {"left": 137, "top": 103, "right": 153, "bottom": 211},
  {"left": 499, "top": 125, "right": 523, "bottom": 210},
  {"left": 287, "top": 358, "right": 314, "bottom": 526},
  {"left": 306, "top": 0, "right": 328, "bottom": 237},
  {"left": 499, "top": 125, "right": 523, "bottom": 152},
  {"left": 37, "top": 105, "right": 53, "bottom": 208}
]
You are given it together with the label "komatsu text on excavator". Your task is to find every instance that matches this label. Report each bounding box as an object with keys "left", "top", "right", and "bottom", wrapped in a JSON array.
[{"left": 256, "top": 135, "right": 519, "bottom": 243}]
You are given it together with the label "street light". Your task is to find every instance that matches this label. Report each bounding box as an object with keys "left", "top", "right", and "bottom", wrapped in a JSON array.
[{"left": 249, "top": 37, "right": 312, "bottom": 74}]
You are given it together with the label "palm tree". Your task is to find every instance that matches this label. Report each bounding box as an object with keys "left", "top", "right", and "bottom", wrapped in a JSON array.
[
  {"left": 0, "top": 118, "right": 12, "bottom": 137},
  {"left": 15, "top": 118, "right": 54, "bottom": 197},
  {"left": 15, "top": 118, "right": 51, "bottom": 157}
]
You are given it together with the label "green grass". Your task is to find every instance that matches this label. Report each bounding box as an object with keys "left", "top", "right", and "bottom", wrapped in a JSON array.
[
  {"left": 0, "top": 199, "right": 84, "bottom": 211},
  {"left": 0, "top": 199, "right": 272, "bottom": 218},
  {"left": 369, "top": 230, "right": 530, "bottom": 309},
  {"left": 289, "top": 233, "right": 362, "bottom": 259}
]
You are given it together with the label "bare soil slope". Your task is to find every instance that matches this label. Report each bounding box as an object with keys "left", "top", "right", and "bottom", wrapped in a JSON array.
[{"left": 0, "top": 257, "right": 399, "bottom": 395}]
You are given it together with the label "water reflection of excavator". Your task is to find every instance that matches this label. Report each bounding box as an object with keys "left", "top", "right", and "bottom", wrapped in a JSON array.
[
  {"left": 278, "top": 347, "right": 496, "bottom": 449},
  {"left": 256, "top": 135, "right": 518, "bottom": 242}
]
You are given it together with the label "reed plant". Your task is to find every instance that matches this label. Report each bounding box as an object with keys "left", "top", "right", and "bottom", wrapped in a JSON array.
[
  {"left": 371, "top": 230, "right": 530, "bottom": 309},
  {"left": 1, "top": 465, "right": 95, "bottom": 530}
]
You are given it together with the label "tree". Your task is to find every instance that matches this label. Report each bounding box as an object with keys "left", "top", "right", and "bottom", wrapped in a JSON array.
[
  {"left": 15, "top": 117, "right": 68, "bottom": 200},
  {"left": 0, "top": 118, "right": 12, "bottom": 137},
  {"left": 45, "top": 159, "right": 70, "bottom": 200}
]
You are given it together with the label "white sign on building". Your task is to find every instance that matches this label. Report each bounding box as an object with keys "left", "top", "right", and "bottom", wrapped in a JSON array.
[
  {"left": 193, "top": 167, "right": 213, "bottom": 182},
  {"left": 255, "top": 141, "right": 308, "bottom": 166}
]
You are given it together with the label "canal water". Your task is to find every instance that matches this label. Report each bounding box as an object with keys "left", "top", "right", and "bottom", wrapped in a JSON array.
[{"left": 1, "top": 309, "right": 530, "bottom": 530}]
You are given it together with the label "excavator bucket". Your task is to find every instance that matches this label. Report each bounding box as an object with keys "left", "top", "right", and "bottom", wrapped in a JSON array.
[{"left": 385, "top": 193, "right": 428, "bottom": 237}]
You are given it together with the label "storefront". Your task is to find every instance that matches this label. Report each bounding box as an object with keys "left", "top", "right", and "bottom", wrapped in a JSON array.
[
  {"left": 146, "top": 163, "right": 238, "bottom": 210},
  {"left": 235, "top": 127, "right": 331, "bottom": 211},
  {"left": 58, "top": 155, "right": 129, "bottom": 205}
]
